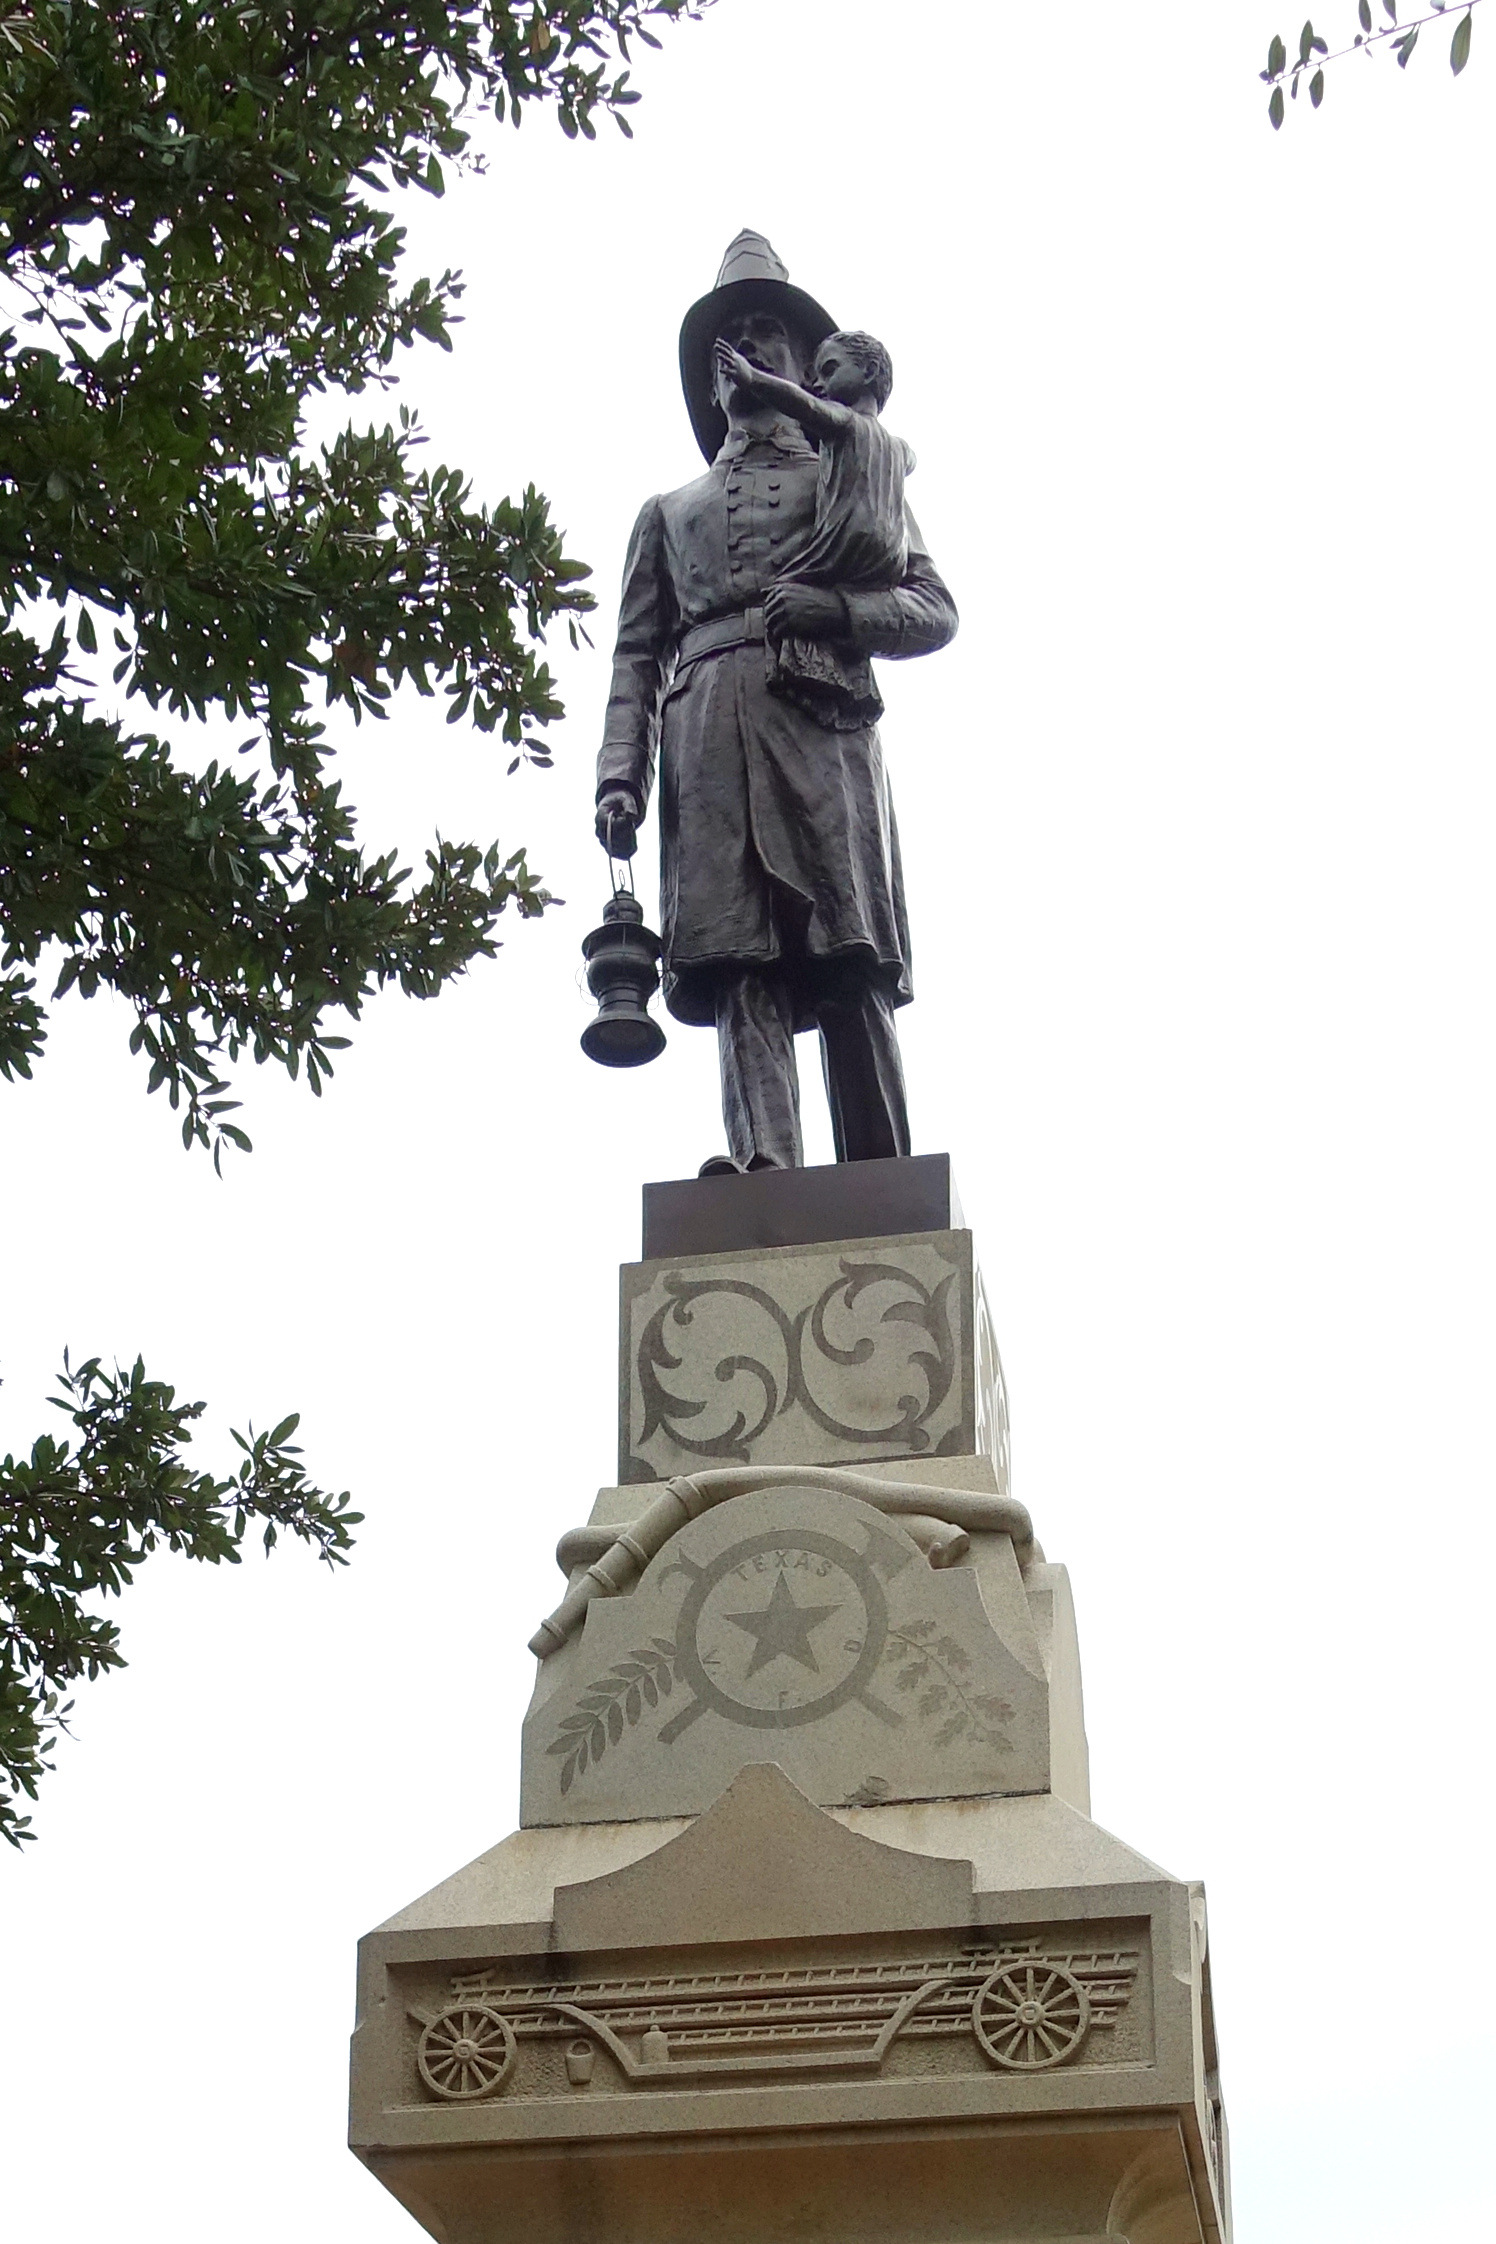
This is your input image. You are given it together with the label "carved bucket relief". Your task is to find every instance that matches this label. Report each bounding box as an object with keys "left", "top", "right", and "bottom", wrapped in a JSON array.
[
  {"left": 620, "top": 1232, "right": 989, "bottom": 1485},
  {"left": 403, "top": 1934, "right": 1143, "bottom": 2106}
]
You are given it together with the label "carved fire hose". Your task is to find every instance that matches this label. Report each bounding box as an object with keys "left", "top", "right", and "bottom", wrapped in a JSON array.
[
  {"left": 554, "top": 1512, "right": 970, "bottom": 1577},
  {"left": 528, "top": 1465, "right": 1036, "bottom": 1659}
]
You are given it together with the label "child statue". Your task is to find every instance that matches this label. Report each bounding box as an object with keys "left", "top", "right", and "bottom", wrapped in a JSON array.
[{"left": 712, "top": 329, "right": 914, "bottom": 732}]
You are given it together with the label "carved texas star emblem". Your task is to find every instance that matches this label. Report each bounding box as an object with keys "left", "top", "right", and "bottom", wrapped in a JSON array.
[
  {"left": 540, "top": 1505, "right": 1019, "bottom": 1802},
  {"left": 660, "top": 1528, "right": 900, "bottom": 1739},
  {"left": 725, "top": 1570, "right": 842, "bottom": 1677}
]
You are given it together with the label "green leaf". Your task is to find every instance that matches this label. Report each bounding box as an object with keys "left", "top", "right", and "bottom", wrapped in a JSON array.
[
  {"left": 0, "top": 1352, "right": 357, "bottom": 1842},
  {"left": 1268, "top": 32, "right": 1287, "bottom": 75},
  {"left": 1359, "top": 0, "right": 1372, "bottom": 27},
  {"left": 1451, "top": 10, "right": 1473, "bottom": 71},
  {"left": 0, "top": 1, "right": 657, "bottom": 1172},
  {"left": 1310, "top": 66, "right": 1325, "bottom": 105},
  {"left": 1269, "top": 81, "right": 1286, "bottom": 126}
]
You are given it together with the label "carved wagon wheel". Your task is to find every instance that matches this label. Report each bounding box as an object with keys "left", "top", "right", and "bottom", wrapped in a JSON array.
[
  {"left": 972, "top": 1962, "right": 1090, "bottom": 2071},
  {"left": 417, "top": 2005, "right": 517, "bottom": 2101}
]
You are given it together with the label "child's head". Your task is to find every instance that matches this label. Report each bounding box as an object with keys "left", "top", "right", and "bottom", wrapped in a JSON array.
[{"left": 812, "top": 330, "right": 893, "bottom": 412}]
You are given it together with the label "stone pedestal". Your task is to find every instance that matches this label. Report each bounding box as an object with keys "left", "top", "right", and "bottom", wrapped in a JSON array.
[
  {"left": 350, "top": 1163, "right": 1231, "bottom": 2244},
  {"left": 619, "top": 1158, "right": 1007, "bottom": 1491}
]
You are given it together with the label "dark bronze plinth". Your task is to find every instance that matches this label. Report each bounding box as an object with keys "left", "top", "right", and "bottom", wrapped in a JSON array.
[{"left": 640, "top": 1152, "right": 963, "bottom": 1260}]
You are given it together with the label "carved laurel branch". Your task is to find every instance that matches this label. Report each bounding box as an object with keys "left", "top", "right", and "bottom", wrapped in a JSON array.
[
  {"left": 636, "top": 1259, "right": 958, "bottom": 1464},
  {"left": 547, "top": 1638, "right": 678, "bottom": 1794},
  {"left": 885, "top": 1619, "right": 1014, "bottom": 1750}
]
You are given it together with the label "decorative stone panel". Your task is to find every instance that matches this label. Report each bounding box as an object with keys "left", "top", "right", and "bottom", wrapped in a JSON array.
[
  {"left": 520, "top": 1483, "right": 1046, "bottom": 1827},
  {"left": 618, "top": 1228, "right": 1008, "bottom": 1488},
  {"left": 395, "top": 1922, "right": 1148, "bottom": 2111}
]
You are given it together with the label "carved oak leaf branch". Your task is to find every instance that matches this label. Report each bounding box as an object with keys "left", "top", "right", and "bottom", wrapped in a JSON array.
[
  {"left": 885, "top": 1619, "right": 1014, "bottom": 1751},
  {"left": 547, "top": 1638, "right": 678, "bottom": 1794}
]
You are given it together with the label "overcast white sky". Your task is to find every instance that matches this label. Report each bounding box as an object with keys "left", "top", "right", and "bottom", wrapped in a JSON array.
[{"left": 2, "top": 5, "right": 1492, "bottom": 2238}]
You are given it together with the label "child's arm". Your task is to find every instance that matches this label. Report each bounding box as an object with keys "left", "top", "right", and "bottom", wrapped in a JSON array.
[{"left": 713, "top": 339, "right": 850, "bottom": 439}]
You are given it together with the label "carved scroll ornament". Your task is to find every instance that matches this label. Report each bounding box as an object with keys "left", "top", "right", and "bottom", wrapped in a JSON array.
[{"left": 636, "top": 1258, "right": 958, "bottom": 1464}]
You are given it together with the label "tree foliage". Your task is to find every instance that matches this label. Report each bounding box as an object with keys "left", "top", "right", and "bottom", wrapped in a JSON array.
[
  {"left": 0, "top": 0, "right": 706, "bottom": 1841},
  {"left": 1, "top": 1353, "right": 360, "bottom": 1845},
  {"left": 1263, "top": 1, "right": 1478, "bottom": 124},
  {"left": 0, "top": 0, "right": 704, "bottom": 1155}
]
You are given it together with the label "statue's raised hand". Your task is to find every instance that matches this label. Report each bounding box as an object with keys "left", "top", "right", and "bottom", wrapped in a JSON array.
[{"left": 764, "top": 583, "right": 846, "bottom": 641}]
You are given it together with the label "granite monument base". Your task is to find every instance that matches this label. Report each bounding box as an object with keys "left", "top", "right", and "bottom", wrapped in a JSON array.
[
  {"left": 350, "top": 1771, "right": 1228, "bottom": 2244},
  {"left": 350, "top": 1165, "right": 1229, "bottom": 2244}
]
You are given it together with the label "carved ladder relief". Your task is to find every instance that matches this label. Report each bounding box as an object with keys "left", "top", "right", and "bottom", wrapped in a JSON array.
[{"left": 407, "top": 1940, "right": 1140, "bottom": 2104}]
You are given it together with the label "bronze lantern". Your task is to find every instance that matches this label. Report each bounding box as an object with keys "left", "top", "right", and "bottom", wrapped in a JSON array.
[{"left": 580, "top": 888, "right": 666, "bottom": 1067}]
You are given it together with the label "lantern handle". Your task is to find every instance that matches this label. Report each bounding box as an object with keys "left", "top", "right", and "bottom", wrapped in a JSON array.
[{"left": 606, "top": 814, "right": 636, "bottom": 899}]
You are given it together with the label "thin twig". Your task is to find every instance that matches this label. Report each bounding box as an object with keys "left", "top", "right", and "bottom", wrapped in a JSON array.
[{"left": 1269, "top": 0, "right": 1481, "bottom": 92}]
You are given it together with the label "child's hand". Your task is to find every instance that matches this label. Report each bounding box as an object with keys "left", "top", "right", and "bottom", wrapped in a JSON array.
[{"left": 714, "top": 338, "right": 759, "bottom": 392}]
